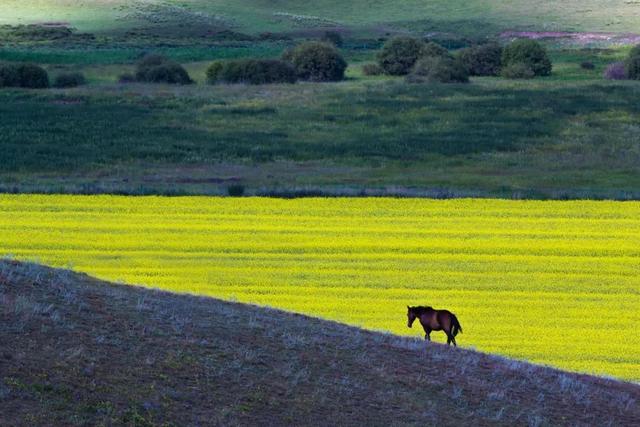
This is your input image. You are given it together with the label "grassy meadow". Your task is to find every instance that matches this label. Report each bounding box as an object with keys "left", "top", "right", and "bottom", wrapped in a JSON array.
[
  {"left": 2, "top": 194, "right": 639, "bottom": 382},
  {"left": 1, "top": 49, "right": 640, "bottom": 198},
  {"left": 3, "top": 0, "right": 640, "bottom": 35}
]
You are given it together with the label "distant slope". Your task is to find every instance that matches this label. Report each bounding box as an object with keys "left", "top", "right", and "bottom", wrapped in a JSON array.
[
  {"left": 1, "top": 260, "right": 638, "bottom": 426},
  {"left": 1, "top": 0, "right": 640, "bottom": 36}
]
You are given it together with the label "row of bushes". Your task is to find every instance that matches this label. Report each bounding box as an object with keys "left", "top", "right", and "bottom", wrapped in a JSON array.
[
  {"left": 368, "top": 36, "right": 553, "bottom": 83},
  {"left": 207, "top": 42, "right": 347, "bottom": 85},
  {"left": 0, "top": 63, "right": 50, "bottom": 88},
  {"left": 206, "top": 59, "right": 296, "bottom": 85},
  {"left": 132, "top": 55, "right": 194, "bottom": 85},
  {"left": 2, "top": 41, "right": 348, "bottom": 89},
  {"left": 117, "top": 42, "right": 348, "bottom": 86},
  {"left": 8, "top": 39, "right": 640, "bottom": 89},
  {"left": 0, "top": 63, "right": 87, "bottom": 89}
]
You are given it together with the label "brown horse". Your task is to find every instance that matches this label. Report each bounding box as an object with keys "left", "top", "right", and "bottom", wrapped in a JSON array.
[{"left": 407, "top": 306, "right": 463, "bottom": 346}]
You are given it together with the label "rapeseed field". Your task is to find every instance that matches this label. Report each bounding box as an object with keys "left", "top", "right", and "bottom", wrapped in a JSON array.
[{"left": 1, "top": 195, "right": 638, "bottom": 381}]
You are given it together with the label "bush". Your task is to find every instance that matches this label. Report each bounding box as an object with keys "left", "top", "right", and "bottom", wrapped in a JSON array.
[
  {"left": 408, "top": 56, "right": 469, "bottom": 83},
  {"left": 603, "top": 62, "right": 627, "bottom": 80},
  {"left": 135, "top": 55, "right": 193, "bottom": 85},
  {"left": 580, "top": 61, "right": 595, "bottom": 70},
  {"left": 322, "top": 31, "right": 344, "bottom": 47},
  {"left": 626, "top": 56, "right": 640, "bottom": 80},
  {"left": 500, "top": 62, "right": 535, "bottom": 79},
  {"left": 145, "top": 63, "right": 193, "bottom": 85},
  {"left": 624, "top": 45, "right": 640, "bottom": 79},
  {"left": 118, "top": 73, "right": 136, "bottom": 83},
  {"left": 377, "top": 37, "right": 426, "bottom": 75},
  {"left": 0, "top": 63, "right": 50, "bottom": 88},
  {"left": 227, "top": 184, "right": 245, "bottom": 197},
  {"left": 281, "top": 48, "right": 295, "bottom": 63},
  {"left": 421, "top": 41, "right": 450, "bottom": 59},
  {"left": 53, "top": 72, "right": 86, "bottom": 88},
  {"left": 628, "top": 44, "right": 640, "bottom": 60},
  {"left": 16, "top": 64, "right": 49, "bottom": 88},
  {"left": 287, "top": 42, "right": 347, "bottom": 82},
  {"left": 8, "top": 24, "right": 74, "bottom": 41},
  {"left": 361, "top": 63, "right": 384, "bottom": 76},
  {"left": 207, "top": 59, "right": 296, "bottom": 85},
  {"left": 501, "top": 39, "right": 552, "bottom": 77},
  {"left": 0, "top": 63, "right": 20, "bottom": 87},
  {"left": 205, "top": 61, "right": 225, "bottom": 83},
  {"left": 457, "top": 43, "right": 502, "bottom": 76}
]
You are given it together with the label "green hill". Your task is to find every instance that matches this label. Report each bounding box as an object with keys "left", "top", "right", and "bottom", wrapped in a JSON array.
[
  {"left": 2, "top": 0, "right": 640, "bottom": 36},
  {"left": 2, "top": 260, "right": 639, "bottom": 425}
]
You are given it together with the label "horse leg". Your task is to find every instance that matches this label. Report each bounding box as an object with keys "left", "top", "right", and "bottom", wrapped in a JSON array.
[
  {"left": 444, "top": 326, "right": 455, "bottom": 346},
  {"left": 423, "top": 327, "right": 432, "bottom": 341}
]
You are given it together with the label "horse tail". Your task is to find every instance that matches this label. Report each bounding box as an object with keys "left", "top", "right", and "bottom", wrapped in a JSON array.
[{"left": 451, "top": 314, "right": 463, "bottom": 336}]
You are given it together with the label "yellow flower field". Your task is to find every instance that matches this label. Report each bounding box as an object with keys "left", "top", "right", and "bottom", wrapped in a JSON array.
[{"left": 1, "top": 195, "right": 639, "bottom": 381}]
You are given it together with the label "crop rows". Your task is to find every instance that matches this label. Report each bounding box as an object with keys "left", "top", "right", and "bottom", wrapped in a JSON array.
[{"left": 1, "top": 195, "right": 638, "bottom": 381}]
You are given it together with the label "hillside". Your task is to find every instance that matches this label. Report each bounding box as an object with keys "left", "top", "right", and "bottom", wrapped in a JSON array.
[
  {"left": 2, "top": 0, "right": 640, "bottom": 36},
  {"left": 1, "top": 260, "right": 639, "bottom": 426}
]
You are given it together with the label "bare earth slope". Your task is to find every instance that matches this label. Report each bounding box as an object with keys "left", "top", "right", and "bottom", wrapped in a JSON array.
[{"left": 1, "top": 260, "right": 638, "bottom": 426}]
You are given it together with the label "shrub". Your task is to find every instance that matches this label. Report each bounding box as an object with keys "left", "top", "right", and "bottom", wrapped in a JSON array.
[
  {"left": 377, "top": 37, "right": 426, "bottom": 75},
  {"left": 0, "top": 63, "right": 50, "bottom": 88},
  {"left": 421, "top": 41, "right": 450, "bottom": 59},
  {"left": 603, "top": 62, "right": 627, "bottom": 80},
  {"left": 0, "top": 63, "right": 20, "bottom": 87},
  {"left": 501, "top": 39, "right": 552, "bottom": 76},
  {"left": 281, "top": 48, "right": 295, "bottom": 63},
  {"left": 17, "top": 64, "right": 49, "bottom": 88},
  {"left": 624, "top": 45, "right": 640, "bottom": 79},
  {"left": 580, "top": 61, "right": 595, "bottom": 70},
  {"left": 322, "top": 31, "right": 344, "bottom": 47},
  {"left": 227, "top": 184, "right": 245, "bottom": 197},
  {"left": 626, "top": 55, "right": 640, "bottom": 80},
  {"left": 118, "top": 73, "right": 136, "bottom": 83},
  {"left": 361, "top": 63, "right": 384, "bottom": 76},
  {"left": 145, "top": 64, "right": 193, "bottom": 85},
  {"left": 408, "top": 56, "right": 469, "bottom": 83},
  {"left": 205, "top": 61, "right": 225, "bottom": 83},
  {"left": 53, "top": 72, "right": 86, "bottom": 88},
  {"left": 500, "top": 62, "right": 535, "bottom": 79},
  {"left": 136, "top": 54, "right": 165, "bottom": 69},
  {"left": 287, "top": 42, "right": 347, "bottom": 82},
  {"left": 628, "top": 44, "right": 640, "bottom": 60},
  {"left": 8, "top": 24, "right": 74, "bottom": 41},
  {"left": 457, "top": 43, "right": 502, "bottom": 76},
  {"left": 135, "top": 55, "right": 193, "bottom": 85},
  {"left": 206, "top": 59, "right": 296, "bottom": 85}
]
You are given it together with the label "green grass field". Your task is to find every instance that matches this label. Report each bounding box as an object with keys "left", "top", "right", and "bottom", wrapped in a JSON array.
[
  {"left": 2, "top": 195, "right": 639, "bottom": 381},
  {"left": 1, "top": 53, "right": 639, "bottom": 198},
  {"left": 1, "top": 2, "right": 639, "bottom": 198},
  {"left": 2, "top": 0, "right": 640, "bottom": 35}
]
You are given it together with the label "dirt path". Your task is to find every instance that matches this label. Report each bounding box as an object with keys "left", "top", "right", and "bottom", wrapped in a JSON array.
[{"left": 501, "top": 30, "right": 640, "bottom": 46}]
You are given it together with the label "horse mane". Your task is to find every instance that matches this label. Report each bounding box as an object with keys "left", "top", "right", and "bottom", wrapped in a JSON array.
[{"left": 409, "top": 306, "right": 433, "bottom": 314}]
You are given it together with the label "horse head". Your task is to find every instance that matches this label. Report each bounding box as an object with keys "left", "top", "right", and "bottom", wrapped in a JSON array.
[{"left": 407, "top": 306, "right": 417, "bottom": 328}]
